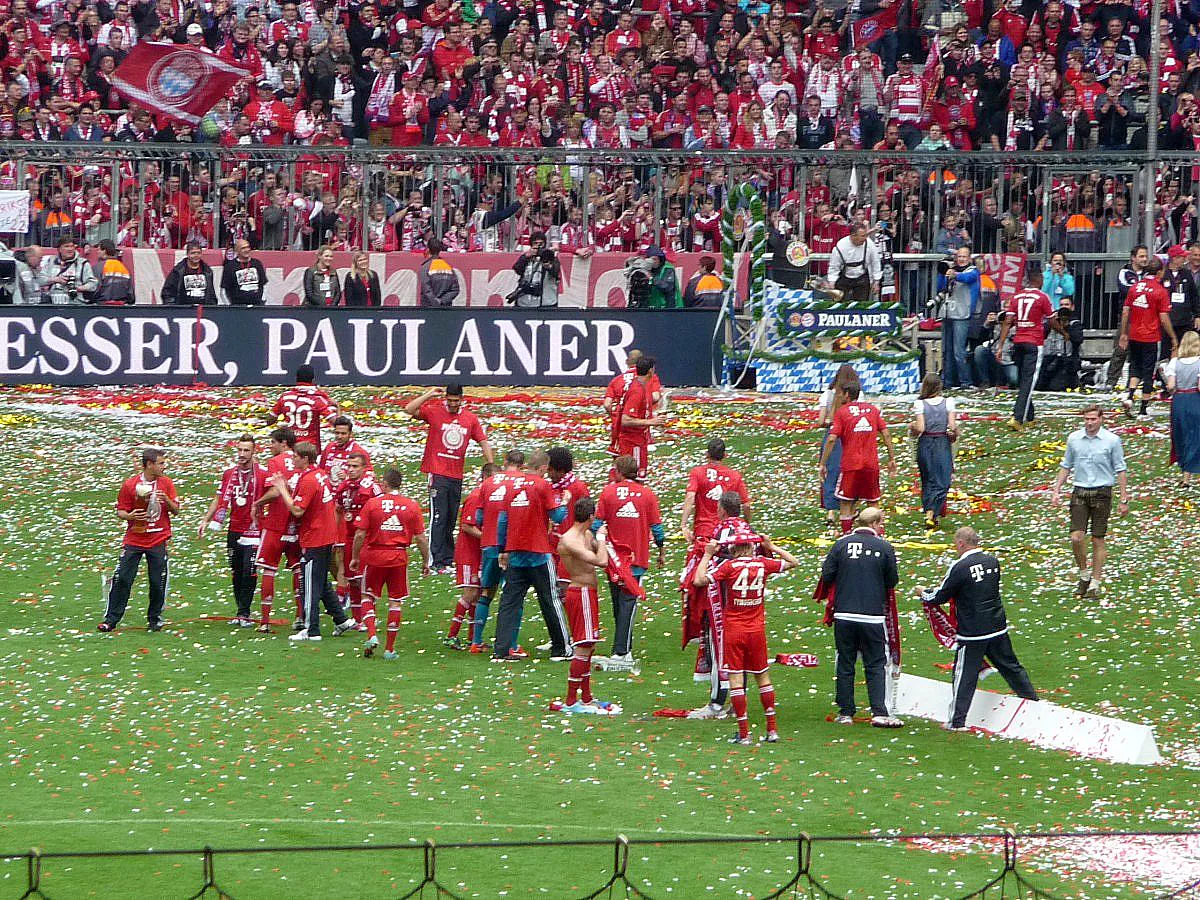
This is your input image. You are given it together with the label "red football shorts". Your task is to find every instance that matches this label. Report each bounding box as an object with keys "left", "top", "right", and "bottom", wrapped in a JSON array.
[
  {"left": 456, "top": 560, "right": 480, "bottom": 588},
  {"left": 616, "top": 436, "right": 649, "bottom": 479},
  {"left": 565, "top": 584, "right": 601, "bottom": 645},
  {"left": 835, "top": 467, "right": 881, "bottom": 502},
  {"left": 722, "top": 628, "right": 769, "bottom": 674},
  {"left": 255, "top": 530, "right": 300, "bottom": 574},
  {"left": 363, "top": 564, "right": 409, "bottom": 602}
]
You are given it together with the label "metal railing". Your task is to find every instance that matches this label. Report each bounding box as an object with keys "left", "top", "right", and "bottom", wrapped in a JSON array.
[{"left": 5, "top": 144, "right": 1194, "bottom": 325}]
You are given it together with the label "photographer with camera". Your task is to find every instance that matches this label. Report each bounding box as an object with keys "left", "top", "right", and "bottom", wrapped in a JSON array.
[
  {"left": 41, "top": 236, "right": 98, "bottom": 305},
  {"left": 6, "top": 245, "right": 44, "bottom": 304},
  {"left": 1037, "top": 298, "right": 1085, "bottom": 392},
  {"left": 509, "top": 231, "right": 560, "bottom": 309}
]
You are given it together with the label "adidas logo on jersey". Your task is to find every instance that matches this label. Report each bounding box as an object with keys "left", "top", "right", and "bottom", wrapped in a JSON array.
[
  {"left": 853, "top": 416, "right": 873, "bottom": 433},
  {"left": 488, "top": 486, "right": 508, "bottom": 502},
  {"left": 615, "top": 500, "right": 640, "bottom": 519},
  {"left": 510, "top": 489, "right": 530, "bottom": 507},
  {"left": 704, "top": 485, "right": 723, "bottom": 501},
  {"left": 381, "top": 514, "right": 406, "bottom": 532}
]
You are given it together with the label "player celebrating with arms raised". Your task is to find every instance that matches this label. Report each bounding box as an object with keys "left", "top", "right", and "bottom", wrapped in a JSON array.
[
  {"left": 693, "top": 525, "right": 798, "bottom": 744},
  {"left": 351, "top": 469, "right": 430, "bottom": 660}
]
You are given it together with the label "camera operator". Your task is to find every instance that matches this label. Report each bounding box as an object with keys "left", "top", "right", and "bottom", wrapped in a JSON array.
[
  {"left": 509, "top": 231, "right": 560, "bottom": 309},
  {"left": 1037, "top": 298, "right": 1084, "bottom": 391},
  {"left": 41, "top": 236, "right": 98, "bottom": 305}
]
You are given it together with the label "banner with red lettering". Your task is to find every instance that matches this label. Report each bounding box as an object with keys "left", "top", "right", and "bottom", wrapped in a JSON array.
[
  {"left": 978, "top": 253, "right": 1027, "bottom": 302},
  {"left": 124, "top": 250, "right": 748, "bottom": 308},
  {"left": 112, "top": 43, "right": 251, "bottom": 125},
  {"left": 851, "top": 5, "right": 899, "bottom": 48}
]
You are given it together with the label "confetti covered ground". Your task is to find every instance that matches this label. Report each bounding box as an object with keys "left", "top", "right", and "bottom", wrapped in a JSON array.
[{"left": 0, "top": 383, "right": 1198, "bottom": 898}]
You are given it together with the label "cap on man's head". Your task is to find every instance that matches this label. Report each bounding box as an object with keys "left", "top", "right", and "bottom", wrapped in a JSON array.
[
  {"left": 899, "top": 53, "right": 914, "bottom": 62},
  {"left": 1169, "top": 244, "right": 1188, "bottom": 259},
  {"left": 257, "top": 79, "right": 274, "bottom": 89},
  {"left": 186, "top": 23, "right": 204, "bottom": 35},
  {"left": 943, "top": 75, "right": 960, "bottom": 88}
]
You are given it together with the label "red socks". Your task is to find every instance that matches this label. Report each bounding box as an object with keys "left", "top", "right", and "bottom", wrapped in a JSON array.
[
  {"left": 361, "top": 598, "right": 377, "bottom": 639},
  {"left": 567, "top": 652, "right": 593, "bottom": 704},
  {"left": 730, "top": 687, "right": 749, "bottom": 738},
  {"left": 760, "top": 686, "right": 777, "bottom": 734},
  {"left": 385, "top": 606, "right": 402, "bottom": 652},
  {"left": 260, "top": 574, "right": 274, "bottom": 626},
  {"left": 840, "top": 518, "right": 853, "bottom": 535},
  {"left": 448, "top": 595, "right": 472, "bottom": 638},
  {"left": 347, "top": 581, "right": 362, "bottom": 624}
]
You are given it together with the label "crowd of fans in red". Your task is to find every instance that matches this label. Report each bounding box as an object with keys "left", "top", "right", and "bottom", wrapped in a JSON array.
[{"left": 1, "top": 0, "right": 1200, "bottom": 260}]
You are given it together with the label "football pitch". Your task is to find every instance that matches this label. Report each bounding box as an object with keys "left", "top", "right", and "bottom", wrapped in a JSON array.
[{"left": 0, "top": 384, "right": 1197, "bottom": 898}]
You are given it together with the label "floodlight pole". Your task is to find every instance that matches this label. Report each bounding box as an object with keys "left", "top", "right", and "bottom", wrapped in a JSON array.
[{"left": 1143, "top": 0, "right": 1164, "bottom": 249}]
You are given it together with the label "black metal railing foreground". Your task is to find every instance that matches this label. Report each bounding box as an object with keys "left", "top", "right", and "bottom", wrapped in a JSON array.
[{"left": 5, "top": 829, "right": 1197, "bottom": 899}]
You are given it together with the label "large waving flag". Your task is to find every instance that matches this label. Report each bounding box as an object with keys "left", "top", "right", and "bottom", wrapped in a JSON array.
[
  {"left": 112, "top": 42, "right": 251, "bottom": 124},
  {"left": 851, "top": 4, "right": 900, "bottom": 48}
]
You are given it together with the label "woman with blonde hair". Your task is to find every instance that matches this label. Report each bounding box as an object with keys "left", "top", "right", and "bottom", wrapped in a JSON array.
[
  {"left": 303, "top": 244, "right": 341, "bottom": 306},
  {"left": 1167, "top": 330, "right": 1200, "bottom": 486},
  {"left": 911, "top": 373, "right": 958, "bottom": 529},
  {"left": 342, "top": 251, "right": 381, "bottom": 307},
  {"left": 816, "top": 365, "right": 861, "bottom": 527}
]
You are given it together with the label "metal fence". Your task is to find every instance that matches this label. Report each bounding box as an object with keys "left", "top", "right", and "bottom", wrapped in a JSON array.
[
  {"left": 5, "top": 144, "right": 1197, "bottom": 328},
  {"left": 6, "top": 829, "right": 1200, "bottom": 899}
]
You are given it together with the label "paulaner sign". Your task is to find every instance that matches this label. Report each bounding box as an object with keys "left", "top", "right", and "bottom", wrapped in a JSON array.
[
  {"left": 780, "top": 305, "right": 901, "bottom": 336},
  {"left": 0, "top": 308, "right": 718, "bottom": 387}
]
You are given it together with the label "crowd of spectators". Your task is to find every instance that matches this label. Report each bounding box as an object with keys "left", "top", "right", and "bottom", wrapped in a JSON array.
[{"left": 1, "top": 0, "right": 1200, "bottom": 315}]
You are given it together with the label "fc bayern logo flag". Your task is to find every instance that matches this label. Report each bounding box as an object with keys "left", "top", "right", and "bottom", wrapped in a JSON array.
[
  {"left": 111, "top": 43, "right": 251, "bottom": 125},
  {"left": 851, "top": 4, "right": 899, "bottom": 48}
]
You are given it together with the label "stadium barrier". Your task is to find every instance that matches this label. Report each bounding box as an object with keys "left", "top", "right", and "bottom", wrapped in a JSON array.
[
  {"left": 5, "top": 830, "right": 1199, "bottom": 898},
  {"left": 2, "top": 144, "right": 1187, "bottom": 329},
  {"left": 0, "top": 305, "right": 720, "bottom": 387}
]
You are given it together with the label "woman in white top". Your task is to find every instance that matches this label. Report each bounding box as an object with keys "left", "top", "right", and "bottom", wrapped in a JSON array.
[
  {"left": 816, "top": 365, "right": 862, "bottom": 527},
  {"left": 910, "top": 373, "right": 958, "bottom": 529},
  {"left": 1166, "top": 331, "right": 1200, "bottom": 485}
]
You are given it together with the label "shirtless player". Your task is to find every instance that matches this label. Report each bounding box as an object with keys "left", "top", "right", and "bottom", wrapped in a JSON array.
[{"left": 551, "top": 497, "right": 621, "bottom": 716}]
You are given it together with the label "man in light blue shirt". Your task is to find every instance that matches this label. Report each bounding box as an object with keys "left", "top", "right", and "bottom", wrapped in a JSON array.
[{"left": 1051, "top": 405, "right": 1129, "bottom": 598}]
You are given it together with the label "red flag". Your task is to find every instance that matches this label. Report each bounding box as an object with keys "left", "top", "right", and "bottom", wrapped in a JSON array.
[
  {"left": 111, "top": 42, "right": 251, "bottom": 125},
  {"left": 851, "top": 5, "right": 899, "bottom": 48},
  {"left": 920, "top": 33, "right": 943, "bottom": 105},
  {"left": 603, "top": 535, "right": 646, "bottom": 601}
]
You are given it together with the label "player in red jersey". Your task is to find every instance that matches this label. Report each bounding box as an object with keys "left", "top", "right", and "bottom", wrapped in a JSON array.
[
  {"left": 995, "top": 269, "right": 1067, "bottom": 428},
  {"left": 610, "top": 356, "right": 666, "bottom": 480},
  {"left": 198, "top": 434, "right": 267, "bottom": 627},
  {"left": 694, "top": 526, "right": 797, "bottom": 744},
  {"left": 270, "top": 442, "right": 358, "bottom": 642},
  {"left": 604, "top": 349, "right": 663, "bottom": 432},
  {"left": 592, "top": 454, "right": 665, "bottom": 673},
  {"left": 351, "top": 469, "right": 429, "bottom": 660},
  {"left": 493, "top": 449, "right": 570, "bottom": 662},
  {"left": 319, "top": 416, "right": 372, "bottom": 486},
  {"left": 818, "top": 384, "right": 897, "bottom": 534},
  {"left": 1116, "top": 256, "right": 1178, "bottom": 418},
  {"left": 547, "top": 445, "right": 590, "bottom": 584},
  {"left": 251, "top": 427, "right": 304, "bottom": 632},
  {"left": 680, "top": 438, "right": 751, "bottom": 543},
  {"left": 550, "top": 497, "right": 621, "bottom": 715},
  {"left": 405, "top": 383, "right": 494, "bottom": 574},
  {"left": 334, "top": 453, "right": 383, "bottom": 627},
  {"left": 98, "top": 448, "right": 181, "bottom": 633},
  {"left": 471, "top": 450, "right": 526, "bottom": 651},
  {"left": 445, "top": 463, "right": 495, "bottom": 650},
  {"left": 267, "top": 364, "right": 338, "bottom": 449}
]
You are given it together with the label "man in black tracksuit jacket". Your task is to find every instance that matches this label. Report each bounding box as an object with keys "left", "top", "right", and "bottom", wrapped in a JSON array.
[
  {"left": 920, "top": 526, "right": 1038, "bottom": 730},
  {"left": 818, "top": 507, "right": 901, "bottom": 726}
]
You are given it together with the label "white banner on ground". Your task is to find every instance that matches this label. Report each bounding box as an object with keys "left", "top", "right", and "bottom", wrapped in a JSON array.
[
  {"left": 894, "top": 673, "right": 1164, "bottom": 766},
  {"left": 0, "top": 190, "right": 30, "bottom": 233}
]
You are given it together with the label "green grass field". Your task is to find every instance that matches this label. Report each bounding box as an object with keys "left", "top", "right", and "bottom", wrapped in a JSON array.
[{"left": 0, "top": 383, "right": 1197, "bottom": 898}]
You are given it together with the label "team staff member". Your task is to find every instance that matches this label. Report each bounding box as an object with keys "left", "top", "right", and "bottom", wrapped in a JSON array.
[
  {"left": 405, "top": 384, "right": 494, "bottom": 574},
  {"left": 918, "top": 527, "right": 1038, "bottom": 732},
  {"left": 270, "top": 442, "right": 358, "bottom": 642},
  {"left": 492, "top": 449, "right": 569, "bottom": 662},
  {"left": 1051, "top": 405, "right": 1129, "bottom": 599},
  {"left": 995, "top": 268, "right": 1066, "bottom": 429},
  {"left": 198, "top": 434, "right": 266, "bottom": 627},
  {"left": 220, "top": 239, "right": 268, "bottom": 305},
  {"left": 98, "top": 448, "right": 181, "bottom": 633},
  {"left": 1116, "top": 256, "right": 1177, "bottom": 418},
  {"left": 816, "top": 507, "right": 903, "bottom": 728}
]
